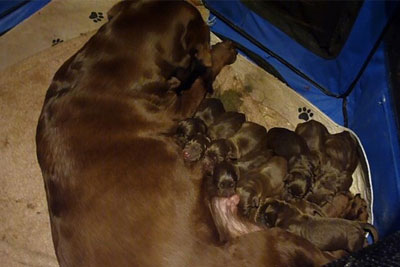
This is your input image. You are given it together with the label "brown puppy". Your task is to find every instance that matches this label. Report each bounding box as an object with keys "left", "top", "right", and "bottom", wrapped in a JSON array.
[
  {"left": 286, "top": 198, "right": 325, "bottom": 217},
  {"left": 194, "top": 98, "right": 225, "bottom": 127},
  {"left": 208, "top": 112, "right": 246, "bottom": 140},
  {"left": 306, "top": 162, "right": 353, "bottom": 206},
  {"left": 344, "top": 193, "right": 369, "bottom": 222},
  {"left": 205, "top": 161, "right": 239, "bottom": 198},
  {"left": 202, "top": 139, "right": 237, "bottom": 174},
  {"left": 255, "top": 198, "right": 378, "bottom": 252},
  {"left": 295, "top": 120, "right": 329, "bottom": 160},
  {"left": 266, "top": 127, "right": 314, "bottom": 199},
  {"left": 207, "top": 194, "right": 343, "bottom": 265},
  {"left": 320, "top": 191, "right": 353, "bottom": 218},
  {"left": 234, "top": 148, "right": 274, "bottom": 173},
  {"left": 175, "top": 117, "right": 207, "bottom": 147},
  {"left": 227, "top": 121, "right": 268, "bottom": 158},
  {"left": 324, "top": 131, "right": 359, "bottom": 175},
  {"left": 182, "top": 133, "right": 211, "bottom": 162},
  {"left": 236, "top": 156, "right": 287, "bottom": 218}
]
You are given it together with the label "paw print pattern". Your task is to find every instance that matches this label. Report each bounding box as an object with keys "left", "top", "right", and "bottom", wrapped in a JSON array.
[
  {"left": 89, "top": 12, "right": 104, "bottom": 23},
  {"left": 52, "top": 38, "right": 63, "bottom": 46},
  {"left": 298, "top": 107, "right": 314, "bottom": 121}
]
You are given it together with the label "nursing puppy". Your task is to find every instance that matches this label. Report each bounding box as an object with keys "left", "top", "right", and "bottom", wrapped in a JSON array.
[
  {"left": 256, "top": 199, "right": 378, "bottom": 252},
  {"left": 266, "top": 127, "right": 314, "bottom": 199},
  {"left": 207, "top": 112, "right": 246, "bottom": 140},
  {"left": 205, "top": 161, "right": 239, "bottom": 198},
  {"left": 207, "top": 194, "right": 343, "bottom": 265},
  {"left": 227, "top": 121, "right": 268, "bottom": 158},
  {"left": 182, "top": 133, "right": 211, "bottom": 162},
  {"left": 234, "top": 148, "right": 274, "bottom": 174},
  {"left": 236, "top": 156, "right": 287, "bottom": 218},
  {"left": 203, "top": 139, "right": 237, "bottom": 173},
  {"left": 295, "top": 120, "right": 329, "bottom": 159},
  {"left": 306, "top": 162, "right": 353, "bottom": 206},
  {"left": 194, "top": 98, "right": 225, "bottom": 127},
  {"left": 320, "top": 191, "right": 353, "bottom": 218},
  {"left": 324, "top": 131, "right": 359, "bottom": 175},
  {"left": 344, "top": 193, "right": 369, "bottom": 222},
  {"left": 175, "top": 117, "right": 207, "bottom": 147}
]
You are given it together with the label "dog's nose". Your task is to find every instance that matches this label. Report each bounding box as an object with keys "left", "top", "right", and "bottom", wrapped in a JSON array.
[{"left": 183, "top": 150, "right": 190, "bottom": 159}]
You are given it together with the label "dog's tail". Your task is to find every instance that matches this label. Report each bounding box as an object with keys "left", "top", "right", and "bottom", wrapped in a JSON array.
[{"left": 361, "top": 223, "right": 379, "bottom": 244}]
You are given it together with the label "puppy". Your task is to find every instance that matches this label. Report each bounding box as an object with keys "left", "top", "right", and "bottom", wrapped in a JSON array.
[
  {"left": 255, "top": 198, "right": 378, "bottom": 252},
  {"left": 286, "top": 198, "right": 325, "bottom": 217},
  {"left": 295, "top": 119, "right": 329, "bottom": 156},
  {"left": 344, "top": 193, "right": 369, "bottom": 222},
  {"left": 202, "top": 139, "right": 237, "bottom": 174},
  {"left": 194, "top": 98, "right": 225, "bottom": 127},
  {"left": 324, "top": 131, "right": 359, "bottom": 175},
  {"left": 236, "top": 156, "right": 287, "bottom": 218},
  {"left": 266, "top": 127, "right": 315, "bottom": 199},
  {"left": 306, "top": 162, "right": 353, "bottom": 206},
  {"left": 207, "top": 194, "right": 344, "bottom": 265},
  {"left": 227, "top": 122, "right": 268, "bottom": 158},
  {"left": 175, "top": 118, "right": 207, "bottom": 147},
  {"left": 234, "top": 148, "right": 274, "bottom": 174},
  {"left": 208, "top": 112, "right": 246, "bottom": 140},
  {"left": 266, "top": 127, "right": 311, "bottom": 160},
  {"left": 205, "top": 161, "right": 239, "bottom": 198},
  {"left": 320, "top": 191, "right": 353, "bottom": 218},
  {"left": 182, "top": 133, "right": 211, "bottom": 162},
  {"left": 283, "top": 155, "right": 314, "bottom": 199}
]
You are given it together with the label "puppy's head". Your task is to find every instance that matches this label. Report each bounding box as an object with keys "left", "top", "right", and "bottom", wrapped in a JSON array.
[
  {"left": 284, "top": 173, "right": 312, "bottom": 199},
  {"left": 203, "top": 139, "right": 236, "bottom": 173},
  {"left": 175, "top": 118, "right": 207, "bottom": 146},
  {"left": 305, "top": 177, "right": 336, "bottom": 206},
  {"left": 212, "top": 161, "right": 239, "bottom": 197},
  {"left": 182, "top": 134, "right": 211, "bottom": 162}
]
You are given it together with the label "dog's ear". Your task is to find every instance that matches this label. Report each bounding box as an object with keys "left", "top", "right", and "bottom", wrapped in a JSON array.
[
  {"left": 107, "top": 1, "right": 132, "bottom": 20},
  {"left": 184, "top": 19, "right": 211, "bottom": 67}
]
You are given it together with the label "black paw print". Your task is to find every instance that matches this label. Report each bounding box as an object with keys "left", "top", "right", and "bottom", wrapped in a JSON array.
[
  {"left": 298, "top": 107, "right": 313, "bottom": 121},
  {"left": 89, "top": 12, "right": 104, "bottom": 23},
  {"left": 52, "top": 38, "right": 63, "bottom": 46}
]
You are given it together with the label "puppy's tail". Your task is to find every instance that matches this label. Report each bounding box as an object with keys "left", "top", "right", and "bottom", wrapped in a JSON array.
[{"left": 361, "top": 223, "right": 379, "bottom": 244}]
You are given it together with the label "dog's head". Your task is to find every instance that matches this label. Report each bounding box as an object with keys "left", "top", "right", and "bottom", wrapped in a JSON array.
[{"left": 212, "top": 161, "right": 239, "bottom": 197}]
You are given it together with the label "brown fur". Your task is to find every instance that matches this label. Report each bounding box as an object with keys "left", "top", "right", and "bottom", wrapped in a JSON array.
[
  {"left": 320, "top": 191, "right": 353, "bottom": 218},
  {"left": 306, "top": 162, "right": 353, "bottom": 206},
  {"left": 344, "top": 193, "right": 369, "bottom": 222},
  {"left": 208, "top": 112, "right": 246, "bottom": 140},
  {"left": 324, "top": 131, "right": 359, "bottom": 175},
  {"left": 234, "top": 148, "right": 274, "bottom": 173},
  {"left": 236, "top": 156, "right": 287, "bottom": 218},
  {"left": 203, "top": 139, "right": 237, "bottom": 174},
  {"left": 194, "top": 98, "right": 226, "bottom": 127},
  {"left": 182, "top": 133, "right": 211, "bottom": 162},
  {"left": 267, "top": 127, "right": 315, "bottom": 199},
  {"left": 207, "top": 194, "right": 342, "bottom": 265},
  {"left": 35, "top": 1, "right": 339, "bottom": 265},
  {"left": 175, "top": 117, "right": 207, "bottom": 146},
  {"left": 227, "top": 121, "right": 268, "bottom": 158},
  {"left": 256, "top": 199, "right": 378, "bottom": 252},
  {"left": 205, "top": 161, "right": 239, "bottom": 198}
]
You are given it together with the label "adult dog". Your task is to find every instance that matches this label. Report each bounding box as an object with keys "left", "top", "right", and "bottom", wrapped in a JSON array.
[{"left": 36, "top": 1, "right": 338, "bottom": 266}]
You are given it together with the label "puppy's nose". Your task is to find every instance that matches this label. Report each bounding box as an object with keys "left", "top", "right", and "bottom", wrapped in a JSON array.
[{"left": 183, "top": 150, "right": 190, "bottom": 159}]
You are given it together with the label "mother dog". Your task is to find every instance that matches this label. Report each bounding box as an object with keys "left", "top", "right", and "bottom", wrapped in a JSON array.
[{"left": 36, "top": 1, "right": 338, "bottom": 266}]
